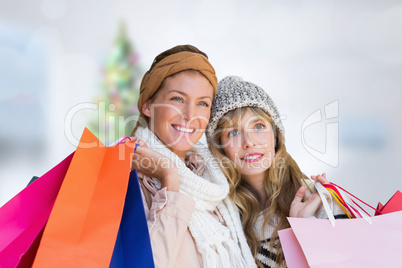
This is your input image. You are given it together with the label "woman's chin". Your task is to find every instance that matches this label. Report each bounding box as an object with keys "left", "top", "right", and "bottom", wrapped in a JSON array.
[{"left": 169, "top": 142, "right": 196, "bottom": 155}]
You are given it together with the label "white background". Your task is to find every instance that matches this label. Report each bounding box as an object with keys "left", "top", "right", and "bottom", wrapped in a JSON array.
[{"left": 1, "top": 0, "right": 402, "bottom": 212}]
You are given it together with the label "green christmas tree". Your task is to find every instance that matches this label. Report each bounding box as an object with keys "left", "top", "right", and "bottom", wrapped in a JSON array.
[{"left": 90, "top": 22, "right": 142, "bottom": 145}]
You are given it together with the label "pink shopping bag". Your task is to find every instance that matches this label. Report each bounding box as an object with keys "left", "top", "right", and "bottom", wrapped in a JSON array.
[
  {"left": 277, "top": 228, "right": 309, "bottom": 268},
  {"left": 279, "top": 211, "right": 402, "bottom": 268},
  {"left": 0, "top": 153, "right": 74, "bottom": 268}
]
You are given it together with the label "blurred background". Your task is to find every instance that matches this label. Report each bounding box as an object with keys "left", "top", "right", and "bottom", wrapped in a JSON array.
[{"left": 1, "top": 0, "right": 401, "bottom": 212}]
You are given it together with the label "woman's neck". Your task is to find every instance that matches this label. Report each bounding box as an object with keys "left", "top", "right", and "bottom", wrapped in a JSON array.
[
  {"left": 170, "top": 147, "right": 186, "bottom": 161},
  {"left": 242, "top": 173, "right": 267, "bottom": 205}
]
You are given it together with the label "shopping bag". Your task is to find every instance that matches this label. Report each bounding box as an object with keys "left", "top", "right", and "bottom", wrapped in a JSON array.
[
  {"left": 280, "top": 182, "right": 402, "bottom": 268},
  {"left": 375, "top": 190, "right": 402, "bottom": 215},
  {"left": 277, "top": 228, "right": 309, "bottom": 268},
  {"left": 33, "top": 128, "right": 135, "bottom": 267},
  {"left": 0, "top": 153, "right": 74, "bottom": 268},
  {"left": 109, "top": 169, "right": 154, "bottom": 268},
  {"left": 280, "top": 211, "right": 402, "bottom": 268}
]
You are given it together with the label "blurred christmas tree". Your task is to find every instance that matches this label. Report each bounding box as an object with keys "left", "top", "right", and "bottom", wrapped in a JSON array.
[{"left": 89, "top": 21, "right": 142, "bottom": 145}]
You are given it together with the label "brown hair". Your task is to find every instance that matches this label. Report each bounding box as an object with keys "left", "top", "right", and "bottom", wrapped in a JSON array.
[{"left": 209, "top": 107, "right": 309, "bottom": 267}]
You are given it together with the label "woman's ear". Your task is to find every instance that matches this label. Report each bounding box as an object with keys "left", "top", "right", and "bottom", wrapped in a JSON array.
[{"left": 142, "top": 101, "right": 151, "bottom": 117}]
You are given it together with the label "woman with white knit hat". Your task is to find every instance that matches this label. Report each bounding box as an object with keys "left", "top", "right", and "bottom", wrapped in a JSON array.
[
  {"left": 206, "top": 76, "right": 346, "bottom": 268},
  {"left": 130, "top": 47, "right": 256, "bottom": 268}
]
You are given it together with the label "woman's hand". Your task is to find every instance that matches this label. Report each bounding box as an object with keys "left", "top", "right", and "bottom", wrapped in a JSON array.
[
  {"left": 310, "top": 173, "right": 329, "bottom": 184},
  {"left": 289, "top": 173, "right": 328, "bottom": 218},
  {"left": 131, "top": 138, "right": 179, "bottom": 192},
  {"left": 289, "top": 186, "right": 322, "bottom": 218}
]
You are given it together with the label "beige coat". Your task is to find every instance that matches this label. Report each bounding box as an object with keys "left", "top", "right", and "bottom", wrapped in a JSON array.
[{"left": 139, "top": 175, "right": 229, "bottom": 268}]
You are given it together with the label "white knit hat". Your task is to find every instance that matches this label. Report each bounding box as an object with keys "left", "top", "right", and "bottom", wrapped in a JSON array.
[{"left": 206, "top": 76, "right": 284, "bottom": 143}]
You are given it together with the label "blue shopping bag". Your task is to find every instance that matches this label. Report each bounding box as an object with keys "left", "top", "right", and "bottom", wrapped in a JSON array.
[{"left": 109, "top": 169, "right": 154, "bottom": 268}]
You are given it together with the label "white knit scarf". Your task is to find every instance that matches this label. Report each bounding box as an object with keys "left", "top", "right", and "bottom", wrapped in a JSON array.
[{"left": 135, "top": 126, "right": 256, "bottom": 268}]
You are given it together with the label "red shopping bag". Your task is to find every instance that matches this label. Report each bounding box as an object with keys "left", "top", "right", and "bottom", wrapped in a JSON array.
[
  {"left": 0, "top": 153, "right": 74, "bottom": 268},
  {"left": 279, "top": 211, "right": 402, "bottom": 268},
  {"left": 33, "top": 128, "right": 135, "bottom": 267},
  {"left": 375, "top": 190, "right": 402, "bottom": 215}
]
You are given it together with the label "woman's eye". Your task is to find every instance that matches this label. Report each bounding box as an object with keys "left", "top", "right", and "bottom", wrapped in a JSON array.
[
  {"left": 170, "top": 96, "right": 184, "bottom": 103},
  {"left": 198, "top": 101, "right": 209, "bottom": 107},
  {"left": 228, "top": 130, "right": 240, "bottom": 137},
  {"left": 255, "top": 124, "right": 265, "bottom": 131}
]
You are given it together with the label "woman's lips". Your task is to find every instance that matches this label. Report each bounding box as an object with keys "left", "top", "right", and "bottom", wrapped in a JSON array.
[
  {"left": 241, "top": 153, "right": 263, "bottom": 162},
  {"left": 171, "top": 124, "right": 196, "bottom": 135}
]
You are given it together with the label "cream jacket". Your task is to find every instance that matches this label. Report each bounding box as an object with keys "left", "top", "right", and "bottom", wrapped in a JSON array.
[
  {"left": 137, "top": 151, "right": 234, "bottom": 268},
  {"left": 139, "top": 176, "right": 233, "bottom": 268}
]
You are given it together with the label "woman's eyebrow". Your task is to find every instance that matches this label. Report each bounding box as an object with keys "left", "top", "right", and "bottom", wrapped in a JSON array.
[
  {"left": 198, "top": 96, "right": 212, "bottom": 100},
  {"left": 168, "top": 90, "right": 186, "bottom": 96},
  {"left": 248, "top": 117, "right": 265, "bottom": 124}
]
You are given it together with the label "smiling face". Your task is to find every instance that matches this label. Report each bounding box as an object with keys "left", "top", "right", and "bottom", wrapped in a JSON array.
[
  {"left": 219, "top": 108, "right": 276, "bottom": 183},
  {"left": 142, "top": 70, "right": 214, "bottom": 158}
]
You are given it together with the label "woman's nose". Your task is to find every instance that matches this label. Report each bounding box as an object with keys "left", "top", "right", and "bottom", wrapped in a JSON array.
[
  {"left": 182, "top": 103, "right": 195, "bottom": 121},
  {"left": 242, "top": 132, "right": 255, "bottom": 149}
]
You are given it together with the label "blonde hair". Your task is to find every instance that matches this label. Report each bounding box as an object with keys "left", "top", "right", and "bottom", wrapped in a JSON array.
[{"left": 209, "top": 107, "right": 309, "bottom": 267}]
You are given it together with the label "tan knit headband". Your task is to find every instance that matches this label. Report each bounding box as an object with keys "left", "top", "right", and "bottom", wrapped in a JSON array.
[{"left": 137, "top": 51, "right": 217, "bottom": 115}]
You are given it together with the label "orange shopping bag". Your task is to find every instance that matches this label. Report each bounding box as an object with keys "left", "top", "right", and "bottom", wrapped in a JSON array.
[{"left": 33, "top": 128, "right": 135, "bottom": 267}]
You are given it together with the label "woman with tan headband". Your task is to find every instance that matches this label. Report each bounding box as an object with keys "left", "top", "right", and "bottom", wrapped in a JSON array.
[{"left": 130, "top": 45, "right": 256, "bottom": 268}]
